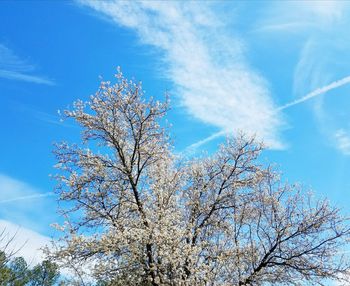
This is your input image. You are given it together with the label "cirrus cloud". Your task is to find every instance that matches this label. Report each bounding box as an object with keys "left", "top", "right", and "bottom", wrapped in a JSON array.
[
  {"left": 78, "top": 1, "right": 285, "bottom": 148},
  {"left": 0, "top": 44, "right": 54, "bottom": 85}
]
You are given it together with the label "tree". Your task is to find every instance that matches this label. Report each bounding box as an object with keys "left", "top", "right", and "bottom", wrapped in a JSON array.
[
  {"left": 0, "top": 254, "right": 29, "bottom": 286},
  {"left": 29, "top": 260, "right": 60, "bottom": 286},
  {"left": 49, "top": 69, "right": 350, "bottom": 285},
  {"left": 0, "top": 227, "right": 22, "bottom": 268},
  {"left": 0, "top": 249, "right": 61, "bottom": 286},
  {"left": 0, "top": 228, "right": 61, "bottom": 285},
  {"left": 0, "top": 228, "right": 29, "bottom": 285}
]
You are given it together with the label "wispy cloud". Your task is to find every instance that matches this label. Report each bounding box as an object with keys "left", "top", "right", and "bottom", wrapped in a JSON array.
[
  {"left": 18, "top": 105, "right": 77, "bottom": 128},
  {"left": 80, "top": 1, "right": 350, "bottom": 155},
  {"left": 79, "top": 1, "right": 284, "bottom": 148},
  {"left": 0, "top": 173, "right": 44, "bottom": 202},
  {"left": 255, "top": 1, "right": 345, "bottom": 34},
  {"left": 185, "top": 75, "right": 350, "bottom": 152},
  {"left": 0, "top": 44, "right": 54, "bottom": 85},
  {"left": 334, "top": 129, "right": 350, "bottom": 155},
  {"left": 0, "top": 192, "right": 54, "bottom": 204},
  {"left": 255, "top": 22, "right": 316, "bottom": 33},
  {"left": 0, "top": 174, "right": 57, "bottom": 233},
  {"left": 0, "top": 70, "right": 54, "bottom": 85},
  {"left": 289, "top": 4, "right": 350, "bottom": 155},
  {"left": 253, "top": 1, "right": 350, "bottom": 156}
]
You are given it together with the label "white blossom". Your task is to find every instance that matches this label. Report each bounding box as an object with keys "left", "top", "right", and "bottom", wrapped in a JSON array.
[{"left": 48, "top": 70, "right": 350, "bottom": 286}]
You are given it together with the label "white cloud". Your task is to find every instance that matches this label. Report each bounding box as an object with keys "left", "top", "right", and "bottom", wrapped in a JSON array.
[
  {"left": 303, "top": 1, "right": 344, "bottom": 22},
  {"left": 289, "top": 4, "right": 350, "bottom": 156},
  {"left": 334, "top": 129, "right": 350, "bottom": 155},
  {"left": 187, "top": 74, "right": 350, "bottom": 153},
  {"left": 0, "top": 173, "right": 52, "bottom": 203},
  {"left": 0, "top": 218, "right": 88, "bottom": 281},
  {"left": 0, "top": 219, "right": 50, "bottom": 265},
  {"left": 79, "top": 1, "right": 284, "bottom": 148},
  {"left": 0, "top": 44, "right": 54, "bottom": 85},
  {"left": 0, "top": 193, "right": 54, "bottom": 204},
  {"left": 0, "top": 173, "right": 57, "bottom": 233},
  {"left": 255, "top": 1, "right": 345, "bottom": 34},
  {"left": 253, "top": 1, "right": 350, "bottom": 156},
  {"left": 0, "top": 175, "right": 60, "bottom": 265}
]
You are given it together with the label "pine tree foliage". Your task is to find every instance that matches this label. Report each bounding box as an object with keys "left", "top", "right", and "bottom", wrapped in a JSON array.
[{"left": 0, "top": 250, "right": 60, "bottom": 286}]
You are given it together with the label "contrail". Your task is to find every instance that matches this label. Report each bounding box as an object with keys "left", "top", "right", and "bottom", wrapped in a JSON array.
[
  {"left": 185, "top": 75, "right": 350, "bottom": 152},
  {"left": 277, "top": 75, "right": 350, "bottom": 111},
  {"left": 0, "top": 192, "right": 55, "bottom": 204},
  {"left": 185, "top": 131, "right": 226, "bottom": 153}
]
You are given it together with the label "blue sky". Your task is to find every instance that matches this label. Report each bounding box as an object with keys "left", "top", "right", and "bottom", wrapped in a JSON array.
[{"left": 1, "top": 1, "right": 350, "bottom": 264}]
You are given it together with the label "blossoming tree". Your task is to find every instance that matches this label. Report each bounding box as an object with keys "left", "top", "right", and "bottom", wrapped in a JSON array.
[{"left": 50, "top": 70, "right": 350, "bottom": 286}]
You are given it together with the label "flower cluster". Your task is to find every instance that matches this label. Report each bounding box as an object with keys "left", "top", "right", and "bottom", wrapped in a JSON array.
[{"left": 49, "top": 70, "right": 350, "bottom": 286}]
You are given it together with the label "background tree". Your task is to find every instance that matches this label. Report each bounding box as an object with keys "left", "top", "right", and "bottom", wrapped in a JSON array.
[
  {"left": 0, "top": 228, "right": 29, "bottom": 285},
  {"left": 0, "top": 228, "right": 21, "bottom": 268},
  {"left": 0, "top": 207, "right": 61, "bottom": 285},
  {"left": 28, "top": 260, "right": 60, "bottom": 286},
  {"left": 0, "top": 255, "right": 29, "bottom": 286},
  {"left": 0, "top": 249, "right": 61, "bottom": 286},
  {"left": 49, "top": 69, "right": 350, "bottom": 285}
]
